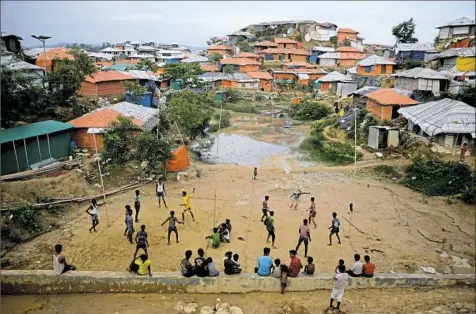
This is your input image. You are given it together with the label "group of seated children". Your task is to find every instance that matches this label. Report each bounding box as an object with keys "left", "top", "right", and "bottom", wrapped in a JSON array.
[
  {"left": 205, "top": 219, "right": 232, "bottom": 248},
  {"left": 336, "top": 254, "right": 375, "bottom": 278},
  {"left": 180, "top": 248, "right": 241, "bottom": 277}
]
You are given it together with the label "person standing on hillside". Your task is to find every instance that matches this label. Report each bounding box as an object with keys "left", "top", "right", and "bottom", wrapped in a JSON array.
[
  {"left": 295, "top": 219, "right": 311, "bottom": 258},
  {"left": 308, "top": 197, "right": 317, "bottom": 229},
  {"left": 289, "top": 190, "right": 310, "bottom": 210},
  {"left": 125, "top": 208, "right": 134, "bottom": 244},
  {"left": 253, "top": 167, "right": 258, "bottom": 180},
  {"left": 460, "top": 143, "right": 468, "bottom": 162},
  {"left": 161, "top": 211, "right": 183, "bottom": 245},
  {"left": 156, "top": 178, "right": 168, "bottom": 208},
  {"left": 265, "top": 211, "right": 277, "bottom": 249},
  {"left": 261, "top": 195, "right": 270, "bottom": 222},
  {"left": 85, "top": 198, "right": 100, "bottom": 233},
  {"left": 180, "top": 188, "right": 196, "bottom": 223}
]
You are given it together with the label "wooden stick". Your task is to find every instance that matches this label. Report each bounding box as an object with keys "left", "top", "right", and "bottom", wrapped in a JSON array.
[{"left": 417, "top": 229, "right": 446, "bottom": 244}]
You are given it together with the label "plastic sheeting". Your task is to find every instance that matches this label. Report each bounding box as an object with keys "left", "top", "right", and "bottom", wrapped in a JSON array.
[
  {"left": 167, "top": 145, "right": 190, "bottom": 172},
  {"left": 456, "top": 57, "right": 476, "bottom": 72}
]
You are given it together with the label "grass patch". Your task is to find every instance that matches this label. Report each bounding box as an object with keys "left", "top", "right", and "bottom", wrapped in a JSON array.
[{"left": 210, "top": 101, "right": 260, "bottom": 114}]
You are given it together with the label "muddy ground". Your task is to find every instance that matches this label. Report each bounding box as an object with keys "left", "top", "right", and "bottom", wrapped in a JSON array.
[{"left": 2, "top": 287, "right": 475, "bottom": 314}]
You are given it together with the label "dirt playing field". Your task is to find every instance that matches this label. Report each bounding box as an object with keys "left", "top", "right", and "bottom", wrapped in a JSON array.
[
  {"left": 3, "top": 156, "right": 474, "bottom": 274},
  {"left": 2, "top": 287, "right": 475, "bottom": 314}
]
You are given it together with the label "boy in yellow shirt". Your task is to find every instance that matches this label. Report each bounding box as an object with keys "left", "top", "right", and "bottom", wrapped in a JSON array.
[
  {"left": 180, "top": 188, "right": 196, "bottom": 223},
  {"left": 129, "top": 254, "right": 152, "bottom": 277}
]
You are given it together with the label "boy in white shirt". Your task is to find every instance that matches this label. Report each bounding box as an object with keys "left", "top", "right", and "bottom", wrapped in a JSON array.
[
  {"left": 347, "top": 253, "right": 363, "bottom": 277},
  {"left": 329, "top": 264, "right": 348, "bottom": 312}
]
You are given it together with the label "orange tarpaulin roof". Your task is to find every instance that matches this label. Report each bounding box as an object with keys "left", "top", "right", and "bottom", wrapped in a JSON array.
[{"left": 167, "top": 145, "right": 190, "bottom": 172}]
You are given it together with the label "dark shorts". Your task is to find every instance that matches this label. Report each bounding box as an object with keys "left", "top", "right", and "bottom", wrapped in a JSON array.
[
  {"left": 61, "top": 264, "right": 74, "bottom": 274},
  {"left": 298, "top": 236, "right": 309, "bottom": 246},
  {"left": 136, "top": 243, "right": 147, "bottom": 249},
  {"left": 134, "top": 202, "right": 140, "bottom": 210},
  {"left": 157, "top": 192, "right": 164, "bottom": 198},
  {"left": 91, "top": 214, "right": 98, "bottom": 221},
  {"left": 331, "top": 228, "right": 339, "bottom": 234},
  {"left": 168, "top": 227, "right": 177, "bottom": 233},
  {"left": 262, "top": 209, "right": 268, "bottom": 216},
  {"left": 268, "top": 230, "right": 276, "bottom": 240}
]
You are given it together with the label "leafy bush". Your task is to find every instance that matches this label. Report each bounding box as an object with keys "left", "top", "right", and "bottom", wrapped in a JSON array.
[
  {"left": 12, "top": 205, "right": 41, "bottom": 232},
  {"left": 136, "top": 132, "right": 173, "bottom": 173},
  {"left": 402, "top": 156, "right": 474, "bottom": 197},
  {"left": 102, "top": 116, "right": 137, "bottom": 164},
  {"left": 208, "top": 111, "right": 232, "bottom": 132},
  {"left": 224, "top": 89, "right": 241, "bottom": 103},
  {"left": 289, "top": 100, "right": 331, "bottom": 121},
  {"left": 462, "top": 186, "right": 476, "bottom": 204},
  {"left": 403, "top": 59, "right": 423, "bottom": 69},
  {"left": 209, "top": 101, "right": 259, "bottom": 113}
]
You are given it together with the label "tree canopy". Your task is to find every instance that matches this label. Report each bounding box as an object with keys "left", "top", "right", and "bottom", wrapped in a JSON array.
[
  {"left": 164, "top": 62, "right": 204, "bottom": 84},
  {"left": 137, "top": 59, "right": 158, "bottom": 72},
  {"left": 166, "top": 90, "right": 213, "bottom": 139},
  {"left": 392, "top": 18, "right": 418, "bottom": 43}
]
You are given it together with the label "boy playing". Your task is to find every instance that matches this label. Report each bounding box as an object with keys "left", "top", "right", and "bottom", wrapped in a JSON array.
[
  {"left": 206, "top": 227, "right": 221, "bottom": 248},
  {"left": 295, "top": 219, "right": 311, "bottom": 258},
  {"left": 304, "top": 256, "right": 315, "bottom": 275},
  {"left": 161, "top": 211, "right": 183, "bottom": 245},
  {"left": 329, "top": 264, "right": 348, "bottom": 312},
  {"left": 265, "top": 211, "right": 277, "bottom": 249},
  {"left": 290, "top": 190, "right": 310, "bottom": 210},
  {"left": 133, "top": 224, "right": 149, "bottom": 258},
  {"left": 130, "top": 254, "right": 152, "bottom": 277},
  {"left": 156, "top": 178, "right": 167, "bottom": 208},
  {"left": 261, "top": 195, "right": 270, "bottom": 222},
  {"left": 253, "top": 167, "right": 258, "bottom": 180},
  {"left": 125, "top": 208, "right": 134, "bottom": 243},
  {"left": 180, "top": 188, "right": 196, "bottom": 223},
  {"left": 308, "top": 197, "right": 317, "bottom": 228},
  {"left": 328, "top": 212, "right": 341, "bottom": 246},
  {"left": 134, "top": 190, "right": 141, "bottom": 223},
  {"left": 85, "top": 198, "right": 99, "bottom": 233}
]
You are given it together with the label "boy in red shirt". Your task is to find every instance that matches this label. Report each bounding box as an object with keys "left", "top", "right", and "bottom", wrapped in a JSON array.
[
  {"left": 288, "top": 249, "right": 302, "bottom": 278},
  {"left": 362, "top": 255, "right": 375, "bottom": 278}
]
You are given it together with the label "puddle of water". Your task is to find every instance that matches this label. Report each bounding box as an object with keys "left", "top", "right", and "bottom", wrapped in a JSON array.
[{"left": 194, "top": 133, "right": 290, "bottom": 166}]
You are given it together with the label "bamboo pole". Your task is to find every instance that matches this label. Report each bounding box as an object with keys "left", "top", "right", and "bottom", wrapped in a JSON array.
[
  {"left": 46, "top": 133, "right": 52, "bottom": 158},
  {"left": 12, "top": 141, "right": 20, "bottom": 173},
  {"left": 92, "top": 131, "right": 109, "bottom": 227},
  {"left": 23, "top": 138, "right": 29, "bottom": 169},
  {"left": 212, "top": 103, "right": 223, "bottom": 228},
  {"left": 36, "top": 136, "right": 43, "bottom": 167}
]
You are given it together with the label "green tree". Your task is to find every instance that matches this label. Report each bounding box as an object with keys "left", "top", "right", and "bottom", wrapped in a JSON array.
[
  {"left": 136, "top": 132, "right": 173, "bottom": 173},
  {"left": 392, "top": 18, "right": 418, "bottom": 43},
  {"left": 223, "top": 65, "right": 235, "bottom": 74},
  {"left": 122, "top": 80, "right": 147, "bottom": 105},
  {"left": 102, "top": 116, "right": 137, "bottom": 164},
  {"left": 456, "top": 84, "right": 476, "bottom": 108},
  {"left": 166, "top": 90, "right": 213, "bottom": 139},
  {"left": 289, "top": 99, "right": 331, "bottom": 121},
  {"left": 236, "top": 40, "right": 251, "bottom": 53},
  {"left": 209, "top": 53, "right": 223, "bottom": 62},
  {"left": 342, "top": 39, "right": 351, "bottom": 46},
  {"left": 403, "top": 59, "right": 423, "bottom": 70},
  {"left": 164, "top": 62, "right": 204, "bottom": 85},
  {"left": 330, "top": 36, "right": 338, "bottom": 47},
  {"left": 0, "top": 65, "right": 53, "bottom": 127},
  {"left": 137, "top": 59, "right": 158, "bottom": 72}
]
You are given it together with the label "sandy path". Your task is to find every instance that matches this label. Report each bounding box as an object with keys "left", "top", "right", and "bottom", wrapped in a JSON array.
[
  {"left": 2, "top": 287, "right": 475, "bottom": 314},
  {"left": 3, "top": 161, "right": 474, "bottom": 274}
]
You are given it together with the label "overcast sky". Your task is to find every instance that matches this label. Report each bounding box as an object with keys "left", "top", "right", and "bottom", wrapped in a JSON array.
[{"left": 1, "top": 1, "right": 474, "bottom": 48}]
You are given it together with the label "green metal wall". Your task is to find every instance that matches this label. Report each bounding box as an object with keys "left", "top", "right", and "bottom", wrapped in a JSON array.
[{"left": 1, "top": 131, "right": 72, "bottom": 175}]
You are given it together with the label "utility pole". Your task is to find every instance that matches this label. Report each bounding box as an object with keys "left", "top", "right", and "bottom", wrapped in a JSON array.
[{"left": 31, "top": 35, "right": 51, "bottom": 80}]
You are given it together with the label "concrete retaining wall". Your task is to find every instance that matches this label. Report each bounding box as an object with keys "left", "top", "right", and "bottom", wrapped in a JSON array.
[{"left": 1, "top": 270, "right": 474, "bottom": 295}]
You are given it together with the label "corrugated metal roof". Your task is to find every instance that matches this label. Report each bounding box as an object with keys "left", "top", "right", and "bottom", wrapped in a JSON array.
[
  {"left": 198, "top": 72, "right": 250, "bottom": 82},
  {"left": 395, "top": 43, "right": 437, "bottom": 54},
  {"left": 137, "top": 46, "right": 157, "bottom": 51},
  {"left": 318, "top": 52, "right": 340, "bottom": 59},
  {"left": 254, "top": 41, "right": 278, "bottom": 47},
  {"left": 247, "top": 71, "right": 273, "bottom": 80},
  {"left": 274, "top": 37, "right": 298, "bottom": 44},
  {"left": 119, "top": 70, "right": 158, "bottom": 81},
  {"left": 317, "top": 71, "right": 353, "bottom": 82},
  {"left": 108, "top": 102, "right": 159, "bottom": 131},
  {"left": 101, "top": 47, "right": 122, "bottom": 53},
  {"left": 393, "top": 67, "right": 448, "bottom": 80},
  {"left": 352, "top": 86, "right": 380, "bottom": 96},
  {"left": 220, "top": 58, "right": 260, "bottom": 65},
  {"left": 88, "top": 52, "right": 114, "bottom": 61},
  {"left": 1, "top": 54, "right": 45, "bottom": 72},
  {"left": 358, "top": 55, "right": 396, "bottom": 66},
  {"left": 69, "top": 108, "right": 143, "bottom": 129},
  {"left": 338, "top": 28, "right": 358, "bottom": 34},
  {"left": 346, "top": 66, "right": 357, "bottom": 74},
  {"left": 398, "top": 98, "right": 475, "bottom": 136},
  {"left": 259, "top": 48, "right": 310, "bottom": 55},
  {"left": 312, "top": 46, "right": 335, "bottom": 52},
  {"left": 297, "top": 73, "right": 309, "bottom": 79},
  {"left": 432, "top": 47, "right": 475, "bottom": 59},
  {"left": 436, "top": 17, "right": 475, "bottom": 29},
  {"left": 0, "top": 120, "right": 74, "bottom": 144},
  {"left": 181, "top": 54, "right": 209, "bottom": 63}
]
